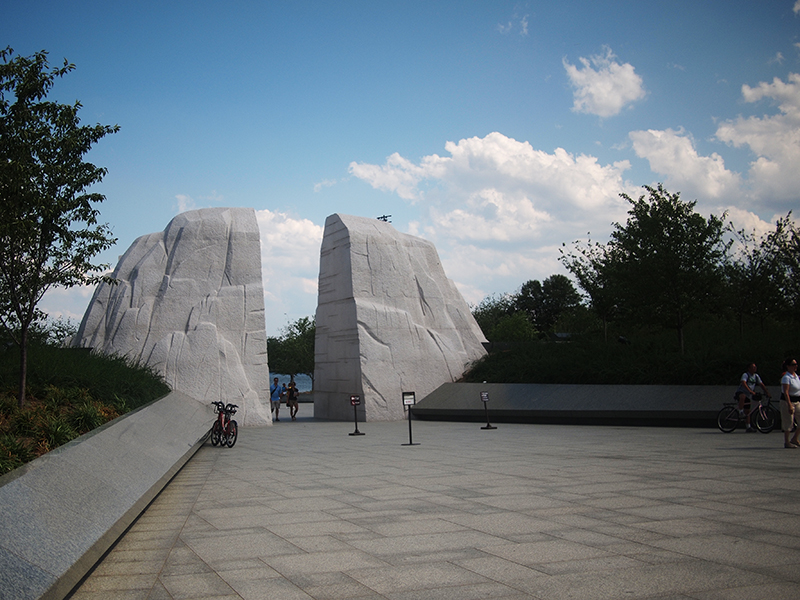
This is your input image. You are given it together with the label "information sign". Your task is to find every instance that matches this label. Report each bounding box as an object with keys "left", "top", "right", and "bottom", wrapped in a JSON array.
[
  {"left": 402, "top": 392, "right": 416, "bottom": 406},
  {"left": 350, "top": 395, "right": 361, "bottom": 406},
  {"left": 480, "top": 391, "right": 489, "bottom": 402}
]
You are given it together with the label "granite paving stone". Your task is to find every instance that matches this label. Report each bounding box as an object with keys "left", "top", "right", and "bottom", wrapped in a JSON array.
[{"left": 68, "top": 403, "right": 800, "bottom": 599}]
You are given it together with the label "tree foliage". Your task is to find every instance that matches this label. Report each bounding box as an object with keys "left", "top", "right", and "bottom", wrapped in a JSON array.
[
  {"left": 515, "top": 275, "right": 582, "bottom": 334},
  {"left": 766, "top": 212, "right": 800, "bottom": 318},
  {"left": 559, "top": 237, "right": 618, "bottom": 342},
  {"left": 267, "top": 316, "right": 315, "bottom": 384},
  {"left": 562, "top": 184, "right": 730, "bottom": 353},
  {"left": 472, "top": 276, "right": 581, "bottom": 342},
  {"left": 0, "top": 48, "right": 118, "bottom": 406}
]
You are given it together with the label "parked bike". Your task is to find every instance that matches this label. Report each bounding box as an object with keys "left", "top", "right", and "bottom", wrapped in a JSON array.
[{"left": 211, "top": 401, "right": 238, "bottom": 448}]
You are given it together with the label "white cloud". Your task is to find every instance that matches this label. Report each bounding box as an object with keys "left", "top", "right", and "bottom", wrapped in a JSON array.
[
  {"left": 497, "top": 11, "right": 529, "bottom": 36},
  {"left": 255, "top": 209, "right": 324, "bottom": 334},
  {"left": 795, "top": 0, "right": 800, "bottom": 14},
  {"left": 175, "top": 194, "right": 197, "bottom": 213},
  {"left": 629, "top": 128, "right": 742, "bottom": 199},
  {"left": 563, "top": 46, "right": 646, "bottom": 118},
  {"left": 173, "top": 190, "right": 224, "bottom": 214},
  {"left": 350, "top": 132, "right": 636, "bottom": 303},
  {"left": 715, "top": 72, "right": 800, "bottom": 208},
  {"left": 724, "top": 206, "right": 775, "bottom": 238},
  {"left": 313, "top": 178, "right": 338, "bottom": 193}
]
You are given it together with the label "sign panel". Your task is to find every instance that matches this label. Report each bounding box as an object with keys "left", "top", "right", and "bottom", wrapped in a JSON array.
[
  {"left": 480, "top": 391, "right": 490, "bottom": 403},
  {"left": 402, "top": 392, "right": 416, "bottom": 406},
  {"left": 350, "top": 395, "right": 361, "bottom": 406}
]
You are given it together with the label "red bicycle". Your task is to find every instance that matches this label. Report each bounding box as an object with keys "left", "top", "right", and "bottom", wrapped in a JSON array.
[{"left": 210, "top": 402, "right": 238, "bottom": 448}]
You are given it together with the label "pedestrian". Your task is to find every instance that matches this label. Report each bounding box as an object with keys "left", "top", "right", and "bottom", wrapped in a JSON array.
[
  {"left": 734, "top": 362, "right": 771, "bottom": 432},
  {"left": 287, "top": 381, "right": 299, "bottom": 421},
  {"left": 269, "top": 377, "right": 282, "bottom": 421},
  {"left": 780, "top": 358, "right": 800, "bottom": 448}
]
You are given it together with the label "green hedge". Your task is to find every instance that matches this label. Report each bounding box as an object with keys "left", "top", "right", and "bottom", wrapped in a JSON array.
[{"left": 0, "top": 345, "right": 170, "bottom": 475}]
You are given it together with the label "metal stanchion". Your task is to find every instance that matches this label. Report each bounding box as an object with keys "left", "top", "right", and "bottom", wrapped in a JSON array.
[
  {"left": 349, "top": 394, "right": 365, "bottom": 436},
  {"left": 401, "top": 391, "right": 419, "bottom": 445},
  {"left": 480, "top": 390, "right": 497, "bottom": 430}
]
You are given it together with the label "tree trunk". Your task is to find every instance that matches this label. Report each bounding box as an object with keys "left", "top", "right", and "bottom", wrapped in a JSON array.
[{"left": 17, "top": 325, "right": 28, "bottom": 408}]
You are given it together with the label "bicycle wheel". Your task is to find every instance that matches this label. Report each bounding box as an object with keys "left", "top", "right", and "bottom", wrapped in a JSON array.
[
  {"left": 210, "top": 420, "right": 222, "bottom": 446},
  {"left": 226, "top": 420, "right": 238, "bottom": 448},
  {"left": 717, "top": 406, "right": 740, "bottom": 433},
  {"left": 755, "top": 406, "right": 777, "bottom": 434}
]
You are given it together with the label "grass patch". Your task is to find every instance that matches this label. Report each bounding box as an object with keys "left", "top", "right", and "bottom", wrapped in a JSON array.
[{"left": 0, "top": 345, "right": 170, "bottom": 475}]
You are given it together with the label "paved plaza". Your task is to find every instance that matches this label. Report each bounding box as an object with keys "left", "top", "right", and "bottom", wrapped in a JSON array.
[{"left": 69, "top": 403, "right": 800, "bottom": 599}]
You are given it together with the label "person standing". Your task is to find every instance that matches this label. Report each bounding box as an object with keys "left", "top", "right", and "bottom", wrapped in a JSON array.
[
  {"left": 287, "top": 381, "right": 300, "bottom": 421},
  {"left": 270, "top": 377, "right": 282, "bottom": 421},
  {"left": 781, "top": 358, "right": 800, "bottom": 448},
  {"left": 735, "top": 363, "right": 771, "bottom": 432}
]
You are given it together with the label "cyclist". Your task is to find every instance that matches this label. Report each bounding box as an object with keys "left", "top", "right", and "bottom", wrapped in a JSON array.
[{"left": 735, "top": 363, "right": 771, "bottom": 433}]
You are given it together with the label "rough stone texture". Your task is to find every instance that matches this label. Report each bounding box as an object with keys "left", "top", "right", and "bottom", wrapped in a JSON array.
[
  {"left": 314, "top": 214, "right": 487, "bottom": 421},
  {"left": 74, "top": 207, "right": 271, "bottom": 425}
]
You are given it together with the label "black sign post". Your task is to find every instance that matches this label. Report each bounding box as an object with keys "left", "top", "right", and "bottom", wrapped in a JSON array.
[
  {"left": 401, "top": 392, "right": 419, "bottom": 446},
  {"left": 349, "top": 395, "right": 364, "bottom": 436},
  {"left": 480, "top": 391, "right": 497, "bottom": 430}
]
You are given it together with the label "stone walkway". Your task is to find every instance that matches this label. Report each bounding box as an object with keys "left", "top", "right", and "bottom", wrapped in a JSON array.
[{"left": 69, "top": 404, "right": 800, "bottom": 599}]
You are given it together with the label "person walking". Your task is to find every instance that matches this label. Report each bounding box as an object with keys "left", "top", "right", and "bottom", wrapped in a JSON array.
[
  {"left": 270, "top": 377, "right": 282, "bottom": 421},
  {"left": 735, "top": 363, "right": 771, "bottom": 432},
  {"left": 781, "top": 358, "right": 800, "bottom": 448},
  {"left": 287, "top": 381, "right": 300, "bottom": 421}
]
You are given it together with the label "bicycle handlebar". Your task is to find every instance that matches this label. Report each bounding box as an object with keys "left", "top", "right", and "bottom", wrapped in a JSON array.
[{"left": 211, "top": 401, "right": 238, "bottom": 415}]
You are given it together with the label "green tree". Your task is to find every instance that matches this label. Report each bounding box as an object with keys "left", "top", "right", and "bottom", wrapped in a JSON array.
[
  {"left": 766, "top": 212, "right": 800, "bottom": 319},
  {"left": 514, "top": 275, "right": 582, "bottom": 334},
  {"left": 606, "top": 184, "right": 731, "bottom": 353},
  {"left": 267, "top": 316, "right": 315, "bottom": 385},
  {"left": 0, "top": 48, "right": 118, "bottom": 407},
  {"left": 560, "top": 238, "right": 619, "bottom": 342},
  {"left": 471, "top": 293, "right": 516, "bottom": 341},
  {"left": 724, "top": 225, "right": 786, "bottom": 335}
]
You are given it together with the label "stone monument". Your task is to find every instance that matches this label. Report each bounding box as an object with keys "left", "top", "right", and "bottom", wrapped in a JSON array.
[
  {"left": 314, "top": 214, "right": 487, "bottom": 421},
  {"left": 73, "top": 207, "right": 272, "bottom": 426}
]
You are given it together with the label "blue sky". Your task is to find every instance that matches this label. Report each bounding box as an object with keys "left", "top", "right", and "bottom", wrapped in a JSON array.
[{"left": 4, "top": 1, "right": 800, "bottom": 335}]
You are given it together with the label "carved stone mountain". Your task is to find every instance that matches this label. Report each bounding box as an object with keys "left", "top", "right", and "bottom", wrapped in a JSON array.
[
  {"left": 73, "top": 207, "right": 272, "bottom": 426},
  {"left": 314, "top": 214, "right": 487, "bottom": 421}
]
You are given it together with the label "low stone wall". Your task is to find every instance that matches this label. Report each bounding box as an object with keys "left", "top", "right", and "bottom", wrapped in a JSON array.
[
  {"left": 412, "top": 383, "right": 744, "bottom": 427},
  {"left": 0, "top": 392, "right": 214, "bottom": 600}
]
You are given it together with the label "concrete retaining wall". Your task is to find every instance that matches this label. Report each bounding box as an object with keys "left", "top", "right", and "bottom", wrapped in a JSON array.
[
  {"left": 412, "top": 383, "right": 747, "bottom": 427},
  {"left": 0, "top": 392, "right": 214, "bottom": 600}
]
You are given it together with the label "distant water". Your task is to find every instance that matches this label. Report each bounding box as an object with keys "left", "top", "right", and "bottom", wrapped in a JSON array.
[{"left": 270, "top": 373, "right": 312, "bottom": 393}]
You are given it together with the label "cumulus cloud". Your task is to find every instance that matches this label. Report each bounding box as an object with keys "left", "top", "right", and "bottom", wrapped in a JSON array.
[
  {"left": 629, "top": 128, "right": 742, "bottom": 200},
  {"left": 795, "top": 0, "right": 800, "bottom": 14},
  {"left": 255, "top": 209, "right": 324, "bottom": 334},
  {"left": 715, "top": 72, "right": 800, "bottom": 208},
  {"left": 563, "top": 46, "right": 646, "bottom": 118},
  {"left": 350, "top": 132, "right": 636, "bottom": 303}
]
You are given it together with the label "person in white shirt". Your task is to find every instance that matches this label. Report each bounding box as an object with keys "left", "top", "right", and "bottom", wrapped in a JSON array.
[{"left": 780, "top": 358, "right": 800, "bottom": 448}]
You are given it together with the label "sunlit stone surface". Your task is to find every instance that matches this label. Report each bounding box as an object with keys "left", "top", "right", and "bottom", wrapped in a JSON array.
[
  {"left": 314, "top": 214, "right": 487, "bottom": 421},
  {"left": 74, "top": 207, "right": 272, "bottom": 426}
]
